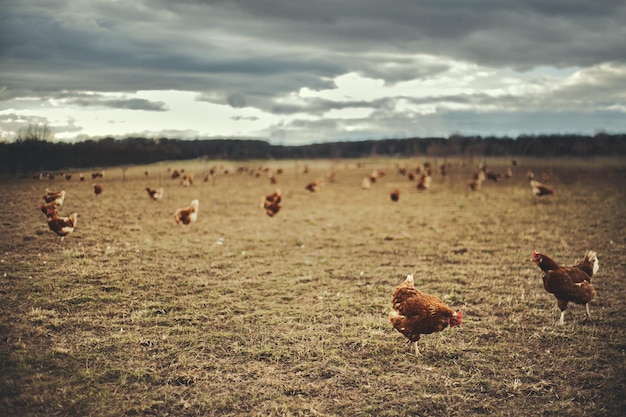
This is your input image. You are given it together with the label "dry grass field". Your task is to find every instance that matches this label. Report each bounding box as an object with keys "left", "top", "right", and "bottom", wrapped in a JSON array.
[{"left": 1, "top": 156, "right": 625, "bottom": 417}]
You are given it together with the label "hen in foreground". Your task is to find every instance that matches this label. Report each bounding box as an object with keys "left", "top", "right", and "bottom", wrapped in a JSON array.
[
  {"left": 390, "top": 274, "right": 463, "bottom": 356},
  {"left": 531, "top": 250, "right": 599, "bottom": 324},
  {"left": 174, "top": 199, "right": 199, "bottom": 225}
]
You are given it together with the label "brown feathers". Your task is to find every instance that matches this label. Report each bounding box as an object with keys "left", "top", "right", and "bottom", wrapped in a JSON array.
[
  {"left": 390, "top": 274, "right": 462, "bottom": 355},
  {"left": 38, "top": 203, "right": 78, "bottom": 241},
  {"left": 530, "top": 179, "right": 555, "bottom": 197},
  {"left": 145, "top": 187, "right": 164, "bottom": 201},
  {"left": 531, "top": 250, "right": 598, "bottom": 324},
  {"left": 262, "top": 190, "right": 282, "bottom": 217},
  {"left": 175, "top": 199, "right": 199, "bottom": 225}
]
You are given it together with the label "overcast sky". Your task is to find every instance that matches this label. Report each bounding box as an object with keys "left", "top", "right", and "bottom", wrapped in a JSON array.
[{"left": 1, "top": 0, "right": 625, "bottom": 144}]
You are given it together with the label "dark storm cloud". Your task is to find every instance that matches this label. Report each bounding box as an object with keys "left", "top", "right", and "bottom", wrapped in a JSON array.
[
  {"left": 270, "top": 98, "right": 387, "bottom": 116},
  {"left": 171, "top": 0, "right": 626, "bottom": 67},
  {"left": 1, "top": 0, "right": 625, "bottom": 140},
  {"left": 3, "top": 0, "right": 624, "bottom": 93},
  {"left": 69, "top": 97, "right": 168, "bottom": 111}
]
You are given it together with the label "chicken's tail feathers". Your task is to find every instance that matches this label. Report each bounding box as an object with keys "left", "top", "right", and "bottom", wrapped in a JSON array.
[
  {"left": 405, "top": 274, "right": 414, "bottom": 284},
  {"left": 69, "top": 213, "right": 78, "bottom": 227},
  {"left": 584, "top": 250, "right": 599, "bottom": 275}
]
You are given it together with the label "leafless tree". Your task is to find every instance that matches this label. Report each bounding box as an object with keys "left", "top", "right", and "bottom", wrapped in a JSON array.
[{"left": 16, "top": 123, "right": 54, "bottom": 142}]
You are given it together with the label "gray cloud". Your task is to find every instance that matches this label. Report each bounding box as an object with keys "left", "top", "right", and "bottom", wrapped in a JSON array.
[
  {"left": 270, "top": 97, "right": 384, "bottom": 116},
  {"left": 69, "top": 96, "right": 169, "bottom": 111},
  {"left": 1, "top": 0, "right": 625, "bottom": 141},
  {"left": 264, "top": 108, "right": 626, "bottom": 144},
  {"left": 3, "top": 1, "right": 624, "bottom": 89}
]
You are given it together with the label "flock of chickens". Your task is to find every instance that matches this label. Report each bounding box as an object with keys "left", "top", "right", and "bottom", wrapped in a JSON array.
[
  {"left": 382, "top": 162, "right": 587, "bottom": 355},
  {"left": 36, "top": 171, "right": 106, "bottom": 241},
  {"left": 35, "top": 160, "right": 593, "bottom": 357}
]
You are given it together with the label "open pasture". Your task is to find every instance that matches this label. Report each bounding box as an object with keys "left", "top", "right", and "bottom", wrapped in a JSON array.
[{"left": 1, "top": 157, "right": 625, "bottom": 416}]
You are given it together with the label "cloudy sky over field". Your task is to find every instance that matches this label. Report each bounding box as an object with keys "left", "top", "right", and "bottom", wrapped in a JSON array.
[{"left": 1, "top": 0, "right": 625, "bottom": 144}]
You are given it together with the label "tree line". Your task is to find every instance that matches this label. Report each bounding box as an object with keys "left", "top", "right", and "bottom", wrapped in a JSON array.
[{"left": 1, "top": 132, "right": 625, "bottom": 176}]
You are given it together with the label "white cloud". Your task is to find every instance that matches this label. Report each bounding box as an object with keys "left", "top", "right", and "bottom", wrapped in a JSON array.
[{"left": 3, "top": 59, "right": 626, "bottom": 142}]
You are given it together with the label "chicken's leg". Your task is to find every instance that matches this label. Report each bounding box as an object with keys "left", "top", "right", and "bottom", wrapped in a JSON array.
[
  {"left": 414, "top": 341, "right": 421, "bottom": 356},
  {"left": 558, "top": 311, "right": 566, "bottom": 325},
  {"left": 585, "top": 303, "right": 592, "bottom": 319}
]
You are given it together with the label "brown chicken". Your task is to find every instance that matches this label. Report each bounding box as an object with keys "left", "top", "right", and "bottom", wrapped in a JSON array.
[
  {"left": 145, "top": 187, "right": 164, "bottom": 201},
  {"left": 305, "top": 178, "right": 324, "bottom": 192},
  {"left": 262, "top": 190, "right": 282, "bottom": 217},
  {"left": 39, "top": 201, "right": 58, "bottom": 215},
  {"left": 93, "top": 184, "right": 103, "bottom": 196},
  {"left": 43, "top": 189, "right": 65, "bottom": 207},
  {"left": 468, "top": 178, "right": 482, "bottom": 191},
  {"left": 485, "top": 170, "right": 502, "bottom": 182},
  {"left": 390, "top": 274, "right": 463, "bottom": 355},
  {"left": 530, "top": 179, "right": 554, "bottom": 197},
  {"left": 174, "top": 199, "right": 199, "bottom": 225},
  {"left": 416, "top": 173, "right": 432, "bottom": 190},
  {"left": 528, "top": 172, "right": 554, "bottom": 197},
  {"left": 473, "top": 170, "right": 486, "bottom": 182},
  {"left": 390, "top": 188, "right": 400, "bottom": 202},
  {"left": 180, "top": 174, "right": 193, "bottom": 186},
  {"left": 531, "top": 250, "right": 599, "bottom": 324},
  {"left": 38, "top": 204, "right": 78, "bottom": 241}
]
